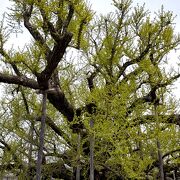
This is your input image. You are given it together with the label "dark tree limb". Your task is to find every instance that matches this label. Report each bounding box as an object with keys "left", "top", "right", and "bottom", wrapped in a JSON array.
[
  {"left": 23, "top": 5, "right": 46, "bottom": 46},
  {"left": 0, "top": 73, "right": 75, "bottom": 124},
  {"left": 145, "top": 148, "right": 180, "bottom": 175},
  {"left": 47, "top": 88, "right": 75, "bottom": 122},
  {"left": 37, "top": 32, "right": 72, "bottom": 88},
  {"left": 162, "top": 148, "right": 180, "bottom": 159},
  {"left": 126, "top": 72, "right": 180, "bottom": 116},
  {"left": 23, "top": 4, "right": 51, "bottom": 60},
  {"left": 87, "top": 71, "right": 97, "bottom": 91},
  {"left": 76, "top": 18, "right": 87, "bottom": 49},
  {"left": 38, "top": 2, "right": 61, "bottom": 42},
  {"left": 0, "top": 73, "right": 39, "bottom": 89},
  {"left": 133, "top": 114, "right": 180, "bottom": 126},
  {"left": 117, "top": 43, "right": 151, "bottom": 79},
  {"left": 62, "top": 4, "right": 74, "bottom": 34}
]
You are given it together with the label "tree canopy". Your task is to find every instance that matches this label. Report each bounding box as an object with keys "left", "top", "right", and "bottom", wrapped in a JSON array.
[{"left": 0, "top": 0, "right": 180, "bottom": 179}]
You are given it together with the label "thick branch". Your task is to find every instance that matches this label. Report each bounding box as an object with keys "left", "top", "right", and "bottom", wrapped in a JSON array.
[
  {"left": 87, "top": 71, "right": 97, "bottom": 91},
  {"left": 118, "top": 43, "right": 151, "bottom": 79},
  {"left": 62, "top": 4, "right": 74, "bottom": 34},
  {"left": 23, "top": 8, "right": 51, "bottom": 58},
  {"left": 39, "top": 4, "right": 60, "bottom": 42},
  {"left": 24, "top": 17, "right": 45, "bottom": 46},
  {"left": 145, "top": 149, "right": 180, "bottom": 174},
  {"left": 0, "top": 73, "right": 39, "bottom": 89},
  {"left": 133, "top": 114, "right": 180, "bottom": 126},
  {"left": 162, "top": 148, "right": 180, "bottom": 159},
  {"left": 126, "top": 87, "right": 158, "bottom": 116},
  {"left": 47, "top": 88, "right": 74, "bottom": 122},
  {"left": 0, "top": 73, "right": 75, "bottom": 123},
  {"left": 37, "top": 33, "right": 72, "bottom": 89}
]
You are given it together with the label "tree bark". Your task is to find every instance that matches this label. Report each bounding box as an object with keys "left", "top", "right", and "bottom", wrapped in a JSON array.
[
  {"left": 36, "top": 91, "right": 47, "bottom": 180},
  {"left": 157, "top": 140, "right": 164, "bottom": 180},
  {"left": 89, "top": 119, "right": 94, "bottom": 180},
  {"left": 154, "top": 104, "right": 164, "bottom": 180},
  {"left": 76, "top": 133, "right": 81, "bottom": 180}
]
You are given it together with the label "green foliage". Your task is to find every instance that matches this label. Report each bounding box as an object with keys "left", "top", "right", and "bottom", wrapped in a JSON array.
[{"left": 0, "top": 0, "right": 180, "bottom": 179}]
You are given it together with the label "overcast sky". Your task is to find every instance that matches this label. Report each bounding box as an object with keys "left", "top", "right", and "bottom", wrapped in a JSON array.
[
  {"left": 0, "top": 0, "right": 180, "bottom": 98},
  {"left": 0, "top": 0, "right": 180, "bottom": 44},
  {"left": 1, "top": 0, "right": 180, "bottom": 22},
  {"left": 90, "top": 0, "right": 180, "bottom": 17},
  {"left": 90, "top": 0, "right": 180, "bottom": 29}
]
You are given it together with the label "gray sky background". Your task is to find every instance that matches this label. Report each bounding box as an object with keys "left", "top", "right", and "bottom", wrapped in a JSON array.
[
  {"left": 0, "top": 0, "right": 180, "bottom": 98},
  {"left": 1, "top": 0, "right": 180, "bottom": 45},
  {"left": 90, "top": 0, "right": 180, "bottom": 29},
  {"left": 1, "top": 1, "right": 180, "bottom": 25}
]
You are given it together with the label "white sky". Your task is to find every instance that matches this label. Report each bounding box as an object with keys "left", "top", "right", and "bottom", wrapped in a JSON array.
[
  {"left": 0, "top": 0, "right": 180, "bottom": 99},
  {"left": 1, "top": 0, "right": 180, "bottom": 45}
]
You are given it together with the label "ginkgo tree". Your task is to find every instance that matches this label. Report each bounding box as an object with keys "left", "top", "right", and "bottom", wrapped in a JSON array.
[{"left": 0, "top": 0, "right": 180, "bottom": 179}]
